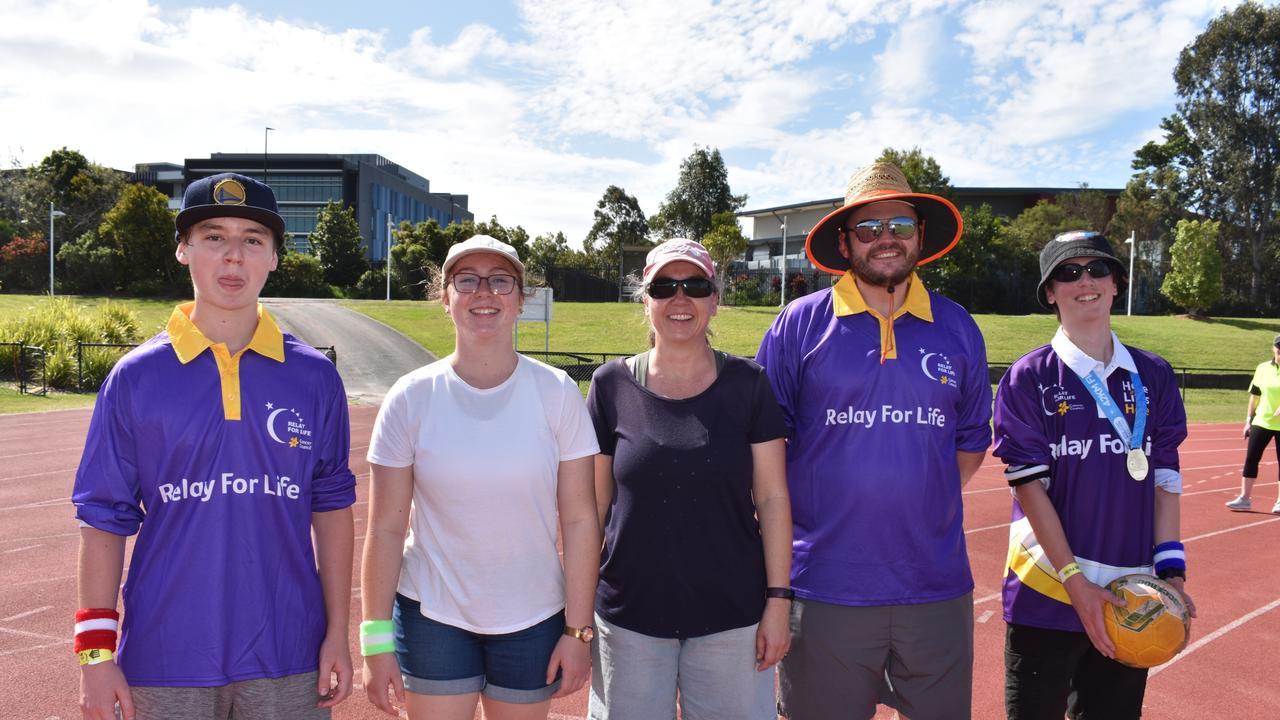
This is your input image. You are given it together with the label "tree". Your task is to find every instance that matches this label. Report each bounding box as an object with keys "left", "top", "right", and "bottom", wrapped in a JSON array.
[
  {"left": 917, "top": 203, "right": 1009, "bottom": 312},
  {"left": 652, "top": 147, "right": 746, "bottom": 241},
  {"left": 583, "top": 186, "right": 649, "bottom": 281},
  {"left": 1161, "top": 219, "right": 1223, "bottom": 316},
  {"left": 57, "top": 229, "right": 123, "bottom": 294},
  {"left": 310, "top": 200, "right": 369, "bottom": 288},
  {"left": 474, "top": 216, "right": 530, "bottom": 259},
  {"left": 0, "top": 235, "right": 48, "bottom": 292},
  {"left": 527, "top": 231, "right": 571, "bottom": 279},
  {"left": 876, "top": 147, "right": 953, "bottom": 197},
  {"left": 97, "top": 183, "right": 178, "bottom": 292},
  {"left": 20, "top": 148, "right": 127, "bottom": 240},
  {"left": 262, "top": 252, "right": 334, "bottom": 298},
  {"left": 1171, "top": 1, "right": 1280, "bottom": 307},
  {"left": 700, "top": 211, "right": 749, "bottom": 280}
]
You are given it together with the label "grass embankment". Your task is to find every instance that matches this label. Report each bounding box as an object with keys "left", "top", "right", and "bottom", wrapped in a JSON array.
[{"left": 345, "top": 299, "right": 1276, "bottom": 424}]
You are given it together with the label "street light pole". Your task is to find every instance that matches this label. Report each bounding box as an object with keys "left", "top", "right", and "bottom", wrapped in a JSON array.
[
  {"left": 1125, "top": 231, "right": 1136, "bottom": 316},
  {"left": 386, "top": 213, "right": 393, "bottom": 302},
  {"left": 48, "top": 202, "right": 66, "bottom": 296},
  {"left": 264, "top": 127, "right": 274, "bottom": 184}
]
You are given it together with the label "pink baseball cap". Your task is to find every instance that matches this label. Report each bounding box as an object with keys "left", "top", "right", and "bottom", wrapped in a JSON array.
[{"left": 643, "top": 238, "right": 716, "bottom": 283}]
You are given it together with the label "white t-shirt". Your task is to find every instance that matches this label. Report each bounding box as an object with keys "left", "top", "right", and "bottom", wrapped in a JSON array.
[{"left": 367, "top": 354, "right": 599, "bottom": 633}]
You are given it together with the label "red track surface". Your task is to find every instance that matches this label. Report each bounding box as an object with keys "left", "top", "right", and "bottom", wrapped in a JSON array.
[{"left": 2, "top": 407, "right": 1277, "bottom": 719}]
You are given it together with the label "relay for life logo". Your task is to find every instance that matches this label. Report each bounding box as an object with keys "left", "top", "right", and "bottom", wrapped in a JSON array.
[
  {"left": 264, "top": 401, "right": 313, "bottom": 451},
  {"left": 918, "top": 347, "right": 958, "bottom": 390}
]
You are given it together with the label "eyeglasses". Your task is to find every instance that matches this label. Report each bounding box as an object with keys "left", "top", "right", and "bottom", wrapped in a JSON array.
[
  {"left": 645, "top": 276, "right": 715, "bottom": 299},
  {"left": 450, "top": 272, "right": 518, "bottom": 295},
  {"left": 1051, "top": 260, "right": 1113, "bottom": 283},
  {"left": 840, "top": 217, "right": 919, "bottom": 244}
]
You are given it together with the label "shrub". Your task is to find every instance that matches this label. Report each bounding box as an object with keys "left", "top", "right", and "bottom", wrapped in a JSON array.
[{"left": 0, "top": 297, "right": 145, "bottom": 389}]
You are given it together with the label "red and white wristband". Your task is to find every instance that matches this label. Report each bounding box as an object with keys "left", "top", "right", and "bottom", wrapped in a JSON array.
[{"left": 74, "top": 608, "right": 119, "bottom": 666}]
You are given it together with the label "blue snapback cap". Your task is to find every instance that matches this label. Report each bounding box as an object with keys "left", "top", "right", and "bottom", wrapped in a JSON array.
[{"left": 175, "top": 173, "right": 286, "bottom": 246}]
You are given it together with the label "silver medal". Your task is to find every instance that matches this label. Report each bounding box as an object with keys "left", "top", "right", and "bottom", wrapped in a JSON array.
[{"left": 1126, "top": 448, "right": 1148, "bottom": 481}]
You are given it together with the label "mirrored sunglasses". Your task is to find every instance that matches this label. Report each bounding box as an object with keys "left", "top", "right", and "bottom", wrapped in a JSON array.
[
  {"left": 451, "top": 272, "right": 518, "bottom": 295},
  {"left": 1051, "top": 260, "right": 1113, "bottom": 283},
  {"left": 646, "top": 276, "right": 714, "bottom": 299},
  {"left": 842, "top": 216, "right": 919, "bottom": 244}
]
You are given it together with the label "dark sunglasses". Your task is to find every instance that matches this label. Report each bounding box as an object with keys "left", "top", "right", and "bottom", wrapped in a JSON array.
[
  {"left": 646, "top": 276, "right": 715, "bottom": 299},
  {"left": 1051, "top": 260, "right": 1113, "bottom": 283},
  {"left": 840, "top": 216, "right": 919, "bottom": 244}
]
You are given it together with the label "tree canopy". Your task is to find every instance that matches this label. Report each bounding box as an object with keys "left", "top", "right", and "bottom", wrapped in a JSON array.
[
  {"left": 583, "top": 185, "right": 649, "bottom": 281},
  {"left": 652, "top": 147, "right": 746, "bottom": 241},
  {"left": 1161, "top": 219, "right": 1223, "bottom": 316},
  {"left": 309, "top": 200, "right": 369, "bottom": 288}
]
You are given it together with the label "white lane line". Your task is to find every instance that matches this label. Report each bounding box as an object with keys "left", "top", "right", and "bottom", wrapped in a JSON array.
[
  {"left": 977, "top": 610, "right": 995, "bottom": 624},
  {"left": 0, "top": 468, "right": 78, "bottom": 483},
  {"left": 1150, "top": 597, "right": 1280, "bottom": 677},
  {"left": 0, "top": 606, "right": 51, "bottom": 623},
  {"left": 3, "top": 544, "right": 43, "bottom": 554},
  {"left": 0, "top": 626, "right": 64, "bottom": 642},
  {"left": 0, "top": 447, "right": 83, "bottom": 460},
  {"left": 1184, "top": 517, "right": 1280, "bottom": 541},
  {"left": 974, "top": 592, "right": 1002, "bottom": 606},
  {"left": 0, "top": 497, "right": 68, "bottom": 513},
  {"left": 965, "top": 522, "right": 1009, "bottom": 535},
  {"left": 0, "top": 640, "right": 69, "bottom": 657},
  {"left": 9, "top": 574, "right": 75, "bottom": 588}
]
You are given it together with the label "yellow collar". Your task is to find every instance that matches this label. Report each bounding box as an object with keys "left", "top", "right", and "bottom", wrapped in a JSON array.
[
  {"left": 166, "top": 302, "right": 285, "bottom": 364},
  {"left": 831, "top": 271, "right": 933, "bottom": 322}
]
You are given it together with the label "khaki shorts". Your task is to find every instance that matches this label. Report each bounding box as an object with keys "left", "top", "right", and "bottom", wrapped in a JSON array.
[
  {"left": 129, "top": 671, "right": 329, "bottom": 720},
  {"left": 779, "top": 593, "right": 973, "bottom": 720}
]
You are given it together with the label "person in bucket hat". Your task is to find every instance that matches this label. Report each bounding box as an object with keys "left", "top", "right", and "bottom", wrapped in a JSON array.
[
  {"left": 73, "top": 172, "right": 356, "bottom": 719},
  {"left": 993, "top": 230, "right": 1192, "bottom": 719},
  {"left": 755, "top": 162, "right": 992, "bottom": 719}
]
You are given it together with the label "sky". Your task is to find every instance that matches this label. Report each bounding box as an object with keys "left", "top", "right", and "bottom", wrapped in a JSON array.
[{"left": 0, "top": 0, "right": 1249, "bottom": 244}]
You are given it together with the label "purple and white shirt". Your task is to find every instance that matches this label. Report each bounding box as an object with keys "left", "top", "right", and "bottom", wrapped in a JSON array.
[
  {"left": 72, "top": 306, "right": 356, "bottom": 686},
  {"left": 993, "top": 329, "right": 1187, "bottom": 632}
]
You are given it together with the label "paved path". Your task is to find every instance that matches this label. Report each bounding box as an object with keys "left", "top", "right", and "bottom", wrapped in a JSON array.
[{"left": 263, "top": 299, "right": 434, "bottom": 404}]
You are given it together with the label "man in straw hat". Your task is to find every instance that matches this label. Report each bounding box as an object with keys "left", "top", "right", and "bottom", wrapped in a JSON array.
[
  {"left": 755, "top": 162, "right": 992, "bottom": 719},
  {"left": 993, "top": 230, "right": 1192, "bottom": 719}
]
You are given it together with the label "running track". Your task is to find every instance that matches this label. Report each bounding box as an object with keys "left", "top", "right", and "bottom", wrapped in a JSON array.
[{"left": 1, "top": 407, "right": 1277, "bottom": 719}]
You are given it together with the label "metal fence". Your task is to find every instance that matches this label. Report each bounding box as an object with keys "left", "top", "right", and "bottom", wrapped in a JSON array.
[
  {"left": 520, "top": 351, "right": 631, "bottom": 383},
  {"left": 0, "top": 342, "right": 48, "bottom": 396},
  {"left": 72, "top": 342, "right": 338, "bottom": 393}
]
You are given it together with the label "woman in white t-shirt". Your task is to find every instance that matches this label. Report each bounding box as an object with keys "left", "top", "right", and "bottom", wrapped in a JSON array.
[{"left": 360, "top": 235, "right": 600, "bottom": 720}]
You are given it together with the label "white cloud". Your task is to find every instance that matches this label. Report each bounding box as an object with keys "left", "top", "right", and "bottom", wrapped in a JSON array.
[{"left": 0, "top": 0, "right": 1234, "bottom": 242}]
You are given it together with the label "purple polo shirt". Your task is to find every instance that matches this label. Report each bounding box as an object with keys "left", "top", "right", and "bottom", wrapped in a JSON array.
[
  {"left": 756, "top": 275, "right": 992, "bottom": 606},
  {"left": 993, "top": 336, "right": 1187, "bottom": 632},
  {"left": 72, "top": 305, "right": 356, "bottom": 686}
]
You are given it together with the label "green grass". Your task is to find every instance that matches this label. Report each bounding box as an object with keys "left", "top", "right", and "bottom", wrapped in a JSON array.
[
  {"left": 343, "top": 298, "right": 1280, "bottom": 373},
  {"left": 0, "top": 385, "right": 97, "bottom": 413},
  {"left": 0, "top": 294, "right": 178, "bottom": 337}
]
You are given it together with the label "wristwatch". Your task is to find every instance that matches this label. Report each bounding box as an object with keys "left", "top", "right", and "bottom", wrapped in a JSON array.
[{"left": 563, "top": 624, "right": 595, "bottom": 643}]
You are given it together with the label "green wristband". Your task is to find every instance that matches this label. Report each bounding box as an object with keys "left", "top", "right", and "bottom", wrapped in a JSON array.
[{"left": 360, "top": 619, "right": 395, "bottom": 657}]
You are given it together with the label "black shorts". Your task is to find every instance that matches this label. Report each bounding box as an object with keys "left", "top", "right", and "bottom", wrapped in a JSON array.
[{"left": 1005, "top": 622, "right": 1149, "bottom": 720}]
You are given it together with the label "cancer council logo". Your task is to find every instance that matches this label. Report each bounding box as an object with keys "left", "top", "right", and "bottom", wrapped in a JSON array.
[
  {"left": 918, "top": 348, "right": 958, "bottom": 390},
  {"left": 264, "top": 401, "right": 313, "bottom": 451}
]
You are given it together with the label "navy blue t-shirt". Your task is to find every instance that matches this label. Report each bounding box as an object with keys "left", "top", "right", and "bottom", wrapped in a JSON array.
[{"left": 587, "top": 354, "right": 789, "bottom": 638}]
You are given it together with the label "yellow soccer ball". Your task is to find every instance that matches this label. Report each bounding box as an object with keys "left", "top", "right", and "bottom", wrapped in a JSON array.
[{"left": 1103, "top": 574, "right": 1190, "bottom": 668}]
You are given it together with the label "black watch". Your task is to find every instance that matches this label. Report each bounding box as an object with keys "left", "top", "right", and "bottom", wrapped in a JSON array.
[{"left": 766, "top": 586, "right": 795, "bottom": 600}]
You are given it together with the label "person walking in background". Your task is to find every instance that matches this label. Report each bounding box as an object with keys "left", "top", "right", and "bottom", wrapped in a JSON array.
[
  {"left": 73, "top": 173, "right": 356, "bottom": 720},
  {"left": 360, "top": 235, "right": 600, "bottom": 720},
  {"left": 994, "top": 230, "right": 1194, "bottom": 719},
  {"left": 585, "top": 238, "right": 792, "bottom": 720},
  {"left": 755, "top": 162, "right": 992, "bottom": 720},
  {"left": 1225, "top": 334, "right": 1280, "bottom": 514}
]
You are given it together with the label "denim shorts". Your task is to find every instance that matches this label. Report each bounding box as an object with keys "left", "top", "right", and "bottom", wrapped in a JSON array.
[{"left": 393, "top": 593, "right": 563, "bottom": 704}]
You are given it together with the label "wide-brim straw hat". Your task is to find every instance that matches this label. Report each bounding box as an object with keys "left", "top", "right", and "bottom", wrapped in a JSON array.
[{"left": 805, "top": 162, "right": 964, "bottom": 275}]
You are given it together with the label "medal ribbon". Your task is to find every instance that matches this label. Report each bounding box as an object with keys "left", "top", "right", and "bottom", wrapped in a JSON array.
[{"left": 1080, "top": 368, "right": 1147, "bottom": 451}]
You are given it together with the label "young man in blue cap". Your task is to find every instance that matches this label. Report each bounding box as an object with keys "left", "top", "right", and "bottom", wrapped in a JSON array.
[{"left": 73, "top": 173, "right": 357, "bottom": 719}]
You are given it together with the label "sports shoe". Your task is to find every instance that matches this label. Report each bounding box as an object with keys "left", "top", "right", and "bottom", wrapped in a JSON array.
[
  {"left": 1225, "top": 496, "right": 1252, "bottom": 511},
  {"left": 1272, "top": 499, "right": 1280, "bottom": 514}
]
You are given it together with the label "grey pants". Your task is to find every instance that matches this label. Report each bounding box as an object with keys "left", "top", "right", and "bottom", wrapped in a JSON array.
[{"left": 130, "top": 671, "right": 330, "bottom": 720}]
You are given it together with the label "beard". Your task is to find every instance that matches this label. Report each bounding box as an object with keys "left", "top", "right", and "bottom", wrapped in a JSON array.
[{"left": 849, "top": 239, "right": 920, "bottom": 287}]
